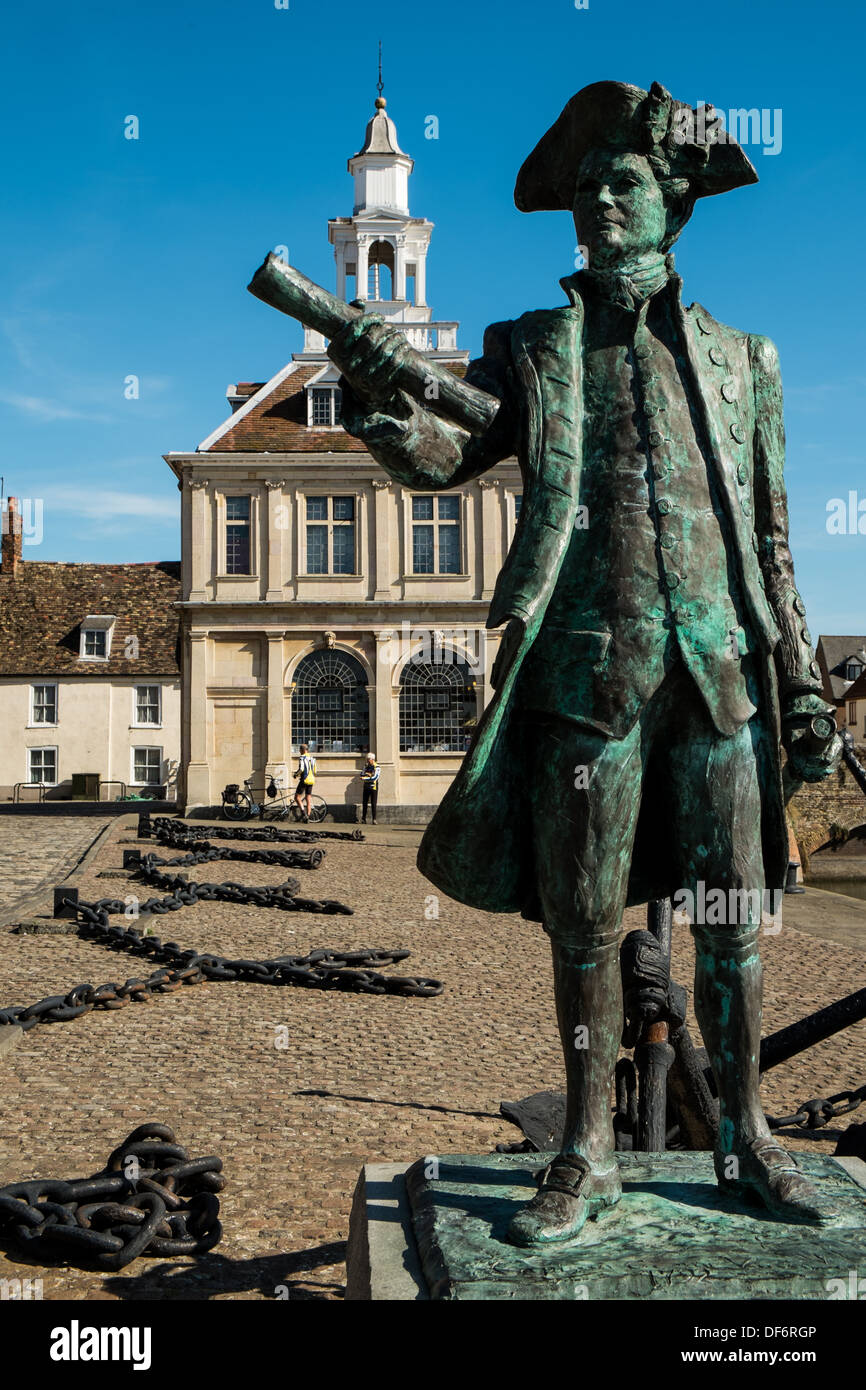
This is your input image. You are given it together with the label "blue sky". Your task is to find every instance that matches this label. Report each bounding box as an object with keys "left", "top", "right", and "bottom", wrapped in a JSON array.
[{"left": 3, "top": 0, "right": 864, "bottom": 634}]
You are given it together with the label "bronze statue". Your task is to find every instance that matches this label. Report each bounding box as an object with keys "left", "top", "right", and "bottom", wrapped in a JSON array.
[{"left": 293, "top": 81, "right": 843, "bottom": 1246}]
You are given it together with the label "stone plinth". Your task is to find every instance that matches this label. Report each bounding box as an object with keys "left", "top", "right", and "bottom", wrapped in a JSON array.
[{"left": 346, "top": 1151, "right": 866, "bottom": 1300}]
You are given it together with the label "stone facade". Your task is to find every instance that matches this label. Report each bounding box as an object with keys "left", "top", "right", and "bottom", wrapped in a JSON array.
[{"left": 165, "top": 97, "right": 520, "bottom": 814}]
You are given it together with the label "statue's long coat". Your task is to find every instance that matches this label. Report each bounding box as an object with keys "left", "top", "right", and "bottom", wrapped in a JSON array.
[{"left": 355, "top": 274, "right": 818, "bottom": 919}]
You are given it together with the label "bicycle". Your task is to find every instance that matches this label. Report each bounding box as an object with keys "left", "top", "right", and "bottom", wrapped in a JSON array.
[{"left": 221, "top": 777, "right": 328, "bottom": 823}]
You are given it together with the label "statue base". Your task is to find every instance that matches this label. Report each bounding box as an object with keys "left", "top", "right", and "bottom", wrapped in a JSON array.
[{"left": 345, "top": 1151, "right": 866, "bottom": 1300}]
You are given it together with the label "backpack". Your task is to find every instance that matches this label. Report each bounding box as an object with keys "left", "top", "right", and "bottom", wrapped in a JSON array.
[{"left": 302, "top": 756, "right": 317, "bottom": 786}]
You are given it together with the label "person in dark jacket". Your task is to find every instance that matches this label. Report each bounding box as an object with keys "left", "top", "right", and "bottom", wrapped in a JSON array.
[{"left": 360, "top": 753, "right": 380, "bottom": 824}]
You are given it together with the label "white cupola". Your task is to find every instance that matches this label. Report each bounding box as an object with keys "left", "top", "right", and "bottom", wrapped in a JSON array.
[
  {"left": 293, "top": 80, "right": 467, "bottom": 367},
  {"left": 348, "top": 96, "right": 413, "bottom": 216}
]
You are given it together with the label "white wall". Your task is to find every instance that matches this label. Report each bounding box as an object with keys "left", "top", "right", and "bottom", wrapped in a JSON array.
[{"left": 0, "top": 677, "right": 181, "bottom": 799}]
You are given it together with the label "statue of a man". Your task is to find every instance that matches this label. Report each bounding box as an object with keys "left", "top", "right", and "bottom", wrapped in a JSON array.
[{"left": 328, "top": 81, "right": 841, "bottom": 1245}]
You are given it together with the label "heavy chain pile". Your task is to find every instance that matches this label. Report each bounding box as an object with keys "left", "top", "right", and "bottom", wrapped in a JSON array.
[
  {"left": 144, "top": 815, "right": 365, "bottom": 845},
  {"left": 768, "top": 1083, "right": 866, "bottom": 1130},
  {"left": 0, "top": 1123, "right": 222, "bottom": 1270}
]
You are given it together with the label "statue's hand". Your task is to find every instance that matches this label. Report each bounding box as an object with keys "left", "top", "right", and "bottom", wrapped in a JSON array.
[
  {"left": 337, "top": 380, "right": 415, "bottom": 450},
  {"left": 782, "top": 692, "right": 841, "bottom": 784},
  {"left": 327, "top": 314, "right": 413, "bottom": 406}
]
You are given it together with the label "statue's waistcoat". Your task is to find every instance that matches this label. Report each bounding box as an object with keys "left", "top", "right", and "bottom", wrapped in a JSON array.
[{"left": 515, "top": 280, "right": 759, "bottom": 738}]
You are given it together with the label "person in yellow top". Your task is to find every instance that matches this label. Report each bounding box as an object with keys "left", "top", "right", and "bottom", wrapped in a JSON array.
[
  {"left": 294, "top": 744, "right": 317, "bottom": 822},
  {"left": 360, "top": 753, "right": 380, "bottom": 825}
]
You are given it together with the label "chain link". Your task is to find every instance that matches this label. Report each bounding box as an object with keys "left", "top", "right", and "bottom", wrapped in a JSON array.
[
  {"left": 768, "top": 1084, "right": 866, "bottom": 1130},
  {"left": 0, "top": 1122, "right": 223, "bottom": 1269},
  {"left": 0, "top": 857, "right": 443, "bottom": 1032},
  {"left": 144, "top": 815, "right": 366, "bottom": 845}
]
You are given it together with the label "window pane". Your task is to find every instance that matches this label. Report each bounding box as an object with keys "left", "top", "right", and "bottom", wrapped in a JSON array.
[
  {"left": 399, "top": 662, "right": 475, "bottom": 752},
  {"left": 412, "top": 496, "right": 434, "bottom": 521},
  {"left": 306, "top": 526, "right": 328, "bottom": 573},
  {"left": 311, "top": 389, "right": 333, "bottom": 426},
  {"left": 84, "top": 630, "right": 106, "bottom": 657},
  {"left": 136, "top": 686, "right": 159, "bottom": 723},
  {"left": 226, "top": 497, "right": 250, "bottom": 522},
  {"left": 438, "top": 524, "right": 461, "bottom": 574},
  {"left": 290, "top": 650, "right": 369, "bottom": 754},
  {"left": 30, "top": 748, "right": 57, "bottom": 782},
  {"left": 306, "top": 497, "right": 328, "bottom": 521},
  {"left": 514, "top": 494, "right": 523, "bottom": 519},
  {"left": 332, "top": 525, "right": 355, "bottom": 574},
  {"left": 438, "top": 495, "right": 460, "bottom": 521},
  {"left": 412, "top": 524, "right": 434, "bottom": 573},
  {"left": 33, "top": 685, "right": 56, "bottom": 723},
  {"left": 332, "top": 496, "right": 354, "bottom": 521},
  {"left": 225, "top": 526, "right": 251, "bottom": 574},
  {"left": 134, "top": 749, "right": 162, "bottom": 784}
]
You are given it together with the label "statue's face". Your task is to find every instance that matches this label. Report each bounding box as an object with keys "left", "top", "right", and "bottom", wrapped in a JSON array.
[{"left": 572, "top": 151, "right": 668, "bottom": 267}]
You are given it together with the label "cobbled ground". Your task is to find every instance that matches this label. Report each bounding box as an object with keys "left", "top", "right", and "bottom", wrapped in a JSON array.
[{"left": 0, "top": 816, "right": 863, "bottom": 1300}]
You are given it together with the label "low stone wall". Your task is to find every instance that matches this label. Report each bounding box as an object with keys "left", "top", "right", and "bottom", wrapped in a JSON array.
[{"left": 789, "top": 742, "right": 866, "bottom": 864}]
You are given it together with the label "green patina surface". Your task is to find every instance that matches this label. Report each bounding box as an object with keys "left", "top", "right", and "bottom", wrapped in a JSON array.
[{"left": 406, "top": 1152, "right": 866, "bottom": 1300}]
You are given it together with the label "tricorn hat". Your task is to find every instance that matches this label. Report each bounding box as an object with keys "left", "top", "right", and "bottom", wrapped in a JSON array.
[{"left": 515, "top": 80, "right": 758, "bottom": 213}]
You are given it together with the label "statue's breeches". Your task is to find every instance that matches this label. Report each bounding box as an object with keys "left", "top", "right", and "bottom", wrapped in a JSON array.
[{"left": 525, "top": 662, "right": 768, "bottom": 944}]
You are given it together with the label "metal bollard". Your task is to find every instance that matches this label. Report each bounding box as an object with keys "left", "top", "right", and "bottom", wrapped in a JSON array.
[
  {"left": 53, "top": 886, "right": 78, "bottom": 919},
  {"left": 138, "top": 815, "right": 152, "bottom": 839},
  {"left": 785, "top": 861, "right": 805, "bottom": 894},
  {"left": 123, "top": 850, "right": 142, "bottom": 869}
]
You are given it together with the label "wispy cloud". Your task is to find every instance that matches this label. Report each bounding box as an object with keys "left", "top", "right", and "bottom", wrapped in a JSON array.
[
  {"left": 0, "top": 392, "right": 113, "bottom": 423},
  {"left": 43, "top": 487, "right": 178, "bottom": 522}
]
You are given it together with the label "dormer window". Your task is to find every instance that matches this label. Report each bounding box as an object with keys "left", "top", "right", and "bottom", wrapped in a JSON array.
[
  {"left": 846, "top": 661, "right": 864, "bottom": 681},
  {"left": 309, "top": 387, "right": 342, "bottom": 428},
  {"left": 80, "top": 615, "right": 116, "bottom": 661}
]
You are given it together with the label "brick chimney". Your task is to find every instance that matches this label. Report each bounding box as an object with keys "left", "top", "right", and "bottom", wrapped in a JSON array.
[{"left": 1, "top": 496, "right": 22, "bottom": 577}]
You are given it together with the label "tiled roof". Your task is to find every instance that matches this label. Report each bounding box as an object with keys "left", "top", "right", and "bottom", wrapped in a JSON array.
[
  {"left": 817, "top": 635, "right": 866, "bottom": 701},
  {"left": 206, "top": 361, "right": 468, "bottom": 453},
  {"left": 0, "top": 562, "right": 181, "bottom": 676}
]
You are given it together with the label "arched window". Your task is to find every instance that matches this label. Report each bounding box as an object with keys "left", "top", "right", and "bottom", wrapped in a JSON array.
[
  {"left": 368, "top": 240, "right": 394, "bottom": 300},
  {"left": 291, "top": 650, "right": 369, "bottom": 753},
  {"left": 399, "top": 660, "right": 477, "bottom": 753}
]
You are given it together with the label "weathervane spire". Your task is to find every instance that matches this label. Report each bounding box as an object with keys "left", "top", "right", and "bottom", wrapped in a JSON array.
[{"left": 376, "top": 40, "right": 384, "bottom": 105}]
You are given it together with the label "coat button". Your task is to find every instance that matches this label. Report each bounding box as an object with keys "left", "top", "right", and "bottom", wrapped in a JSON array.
[
  {"left": 653, "top": 464, "right": 669, "bottom": 480},
  {"left": 665, "top": 573, "right": 681, "bottom": 589},
  {"left": 721, "top": 382, "right": 736, "bottom": 403},
  {"left": 731, "top": 423, "right": 746, "bottom": 444},
  {"left": 809, "top": 660, "right": 821, "bottom": 679},
  {"left": 648, "top": 430, "right": 664, "bottom": 447},
  {"left": 709, "top": 347, "right": 725, "bottom": 366},
  {"left": 634, "top": 344, "right": 652, "bottom": 359},
  {"left": 660, "top": 534, "right": 677, "bottom": 550},
  {"left": 793, "top": 596, "right": 806, "bottom": 616},
  {"left": 657, "top": 498, "right": 672, "bottom": 515},
  {"left": 696, "top": 315, "right": 711, "bottom": 335},
  {"left": 801, "top": 627, "right": 812, "bottom": 645},
  {"left": 645, "top": 403, "right": 662, "bottom": 417},
  {"left": 737, "top": 463, "right": 749, "bottom": 485}
]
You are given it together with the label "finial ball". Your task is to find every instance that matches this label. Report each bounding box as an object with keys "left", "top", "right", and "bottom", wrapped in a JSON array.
[{"left": 375, "top": 96, "right": 387, "bottom": 110}]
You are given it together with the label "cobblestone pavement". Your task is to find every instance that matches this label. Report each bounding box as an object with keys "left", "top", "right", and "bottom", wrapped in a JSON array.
[
  {"left": 0, "top": 816, "right": 111, "bottom": 916},
  {"left": 0, "top": 817, "right": 864, "bottom": 1301}
]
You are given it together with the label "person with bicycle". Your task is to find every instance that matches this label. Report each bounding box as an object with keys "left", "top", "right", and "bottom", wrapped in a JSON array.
[
  {"left": 360, "top": 752, "right": 380, "bottom": 825},
  {"left": 294, "top": 744, "right": 317, "bottom": 821}
]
